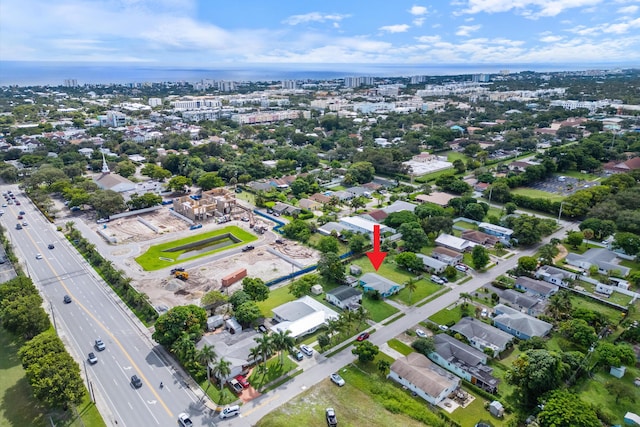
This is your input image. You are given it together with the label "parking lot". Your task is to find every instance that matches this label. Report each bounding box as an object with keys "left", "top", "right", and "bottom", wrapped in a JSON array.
[{"left": 527, "top": 175, "right": 599, "bottom": 196}]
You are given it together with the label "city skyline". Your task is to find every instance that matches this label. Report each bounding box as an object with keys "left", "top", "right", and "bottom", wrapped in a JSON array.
[{"left": 1, "top": 0, "right": 640, "bottom": 66}]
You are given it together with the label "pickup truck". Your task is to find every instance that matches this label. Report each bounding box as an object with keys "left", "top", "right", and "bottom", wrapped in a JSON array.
[
  {"left": 241, "top": 245, "right": 255, "bottom": 252},
  {"left": 228, "top": 378, "right": 243, "bottom": 394}
]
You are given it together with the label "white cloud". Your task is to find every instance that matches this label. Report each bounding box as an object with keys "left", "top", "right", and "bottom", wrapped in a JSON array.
[
  {"left": 409, "top": 5, "right": 428, "bottom": 15},
  {"left": 602, "top": 17, "right": 640, "bottom": 34},
  {"left": 379, "top": 24, "right": 411, "bottom": 33},
  {"left": 540, "top": 35, "right": 564, "bottom": 42},
  {"left": 413, "top": 17, "right": 426, "bottom": 26},
  {"left": 458, "top": 0, "right": 604, "bottom": 18},
  {"left": 456, "top": 24, "right": 481, "bottom": 36},
  {"left": 618, "top": 5, "right": 639, "bottom": 14},
  {"left": 282, "top": 12, "right": 349, "bottom": 25}
]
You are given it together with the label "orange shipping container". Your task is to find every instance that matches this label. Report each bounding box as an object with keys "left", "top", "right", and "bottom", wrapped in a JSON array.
[{"left": 221, "top": 268, "right": 247, "bottom": 287}]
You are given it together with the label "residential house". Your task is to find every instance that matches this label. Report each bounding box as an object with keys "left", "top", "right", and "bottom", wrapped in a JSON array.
[
  {"left": 429, "top": 334, "right": 500, "bottom": 393},
  {"left": 492, "top": 304, "right": 553, "bottom": 339},
  {"left": 272, "top": 202, "right": 301, "bottom": 216},
  {"left": 478, "top": 223, "right": 514, "bottom": 240},
  {"left": 431, "top": 247, "right": 464, "bottom": 266},
  {"left": 317, "top": 222, "right": 351, "bottom": 237},
  {"left": 332, "top": 190, "right": 355, "bottom": 201},
  {"left": 298, "top": 198, "right": 321, "bottom": 211},
  {"left": 565, "top": 248, "right": 631, "bottom": 277},
  {"left": 514, "top": 277, "right": 558, "bottom": 299},
  {"left": 435, "top": 234, "right": 475, "bottom": 252},
  {"left": 499, "top": 289, "right": 541, "bottom": 316},
  {"left": 382, "top": 200, "right": 417, "bottom": 214},
  {"left": 271, "top": 296, "right": 339, "bottom": 339},
  {"left": 360, "top": 209, "right": 388, "bottom": 223},
  {"left": 535, "top": 265, "right": 577, "bottom": 287},
  {"left": 359, "top": 273, "right": 403, "bottom": 298},
  {"left": 416, "top": 254, "right": 447, "bottom": 274},
  {"left": 309, "top": 193, "right": 333, "bottom": 204},
  {"left": 339, "top": 216, "right": 394, "bottom": 238},
  {"left": 451, "top": 317, "right": 513, "bottom": 357},
  {"left": 603, "top": 156, "right": 640, "bottom": 174},
  {"left": 415, "top": 192, "right": 456, "bottom": 207},
  {"left": 460, "top": 230, "right": 500, "bottom": 246},
  {"left": 325, "top": 286, "right": 362, "bottom": 311},
  {"left": 388, "top": 352, "right": 460, "bottom": 405}
]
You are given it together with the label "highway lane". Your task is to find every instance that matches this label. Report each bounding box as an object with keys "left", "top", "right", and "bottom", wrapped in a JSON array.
[{"left": 1, "top": 187, "right": 214, "bottom": 427}]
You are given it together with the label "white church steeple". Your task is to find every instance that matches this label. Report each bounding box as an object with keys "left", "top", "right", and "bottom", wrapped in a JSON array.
[{"left": 101, "top": 152, "right": 110, "bottom": 174}]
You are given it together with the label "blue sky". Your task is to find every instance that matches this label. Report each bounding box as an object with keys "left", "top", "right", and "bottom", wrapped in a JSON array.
[{"left": 1, "top": 0, "right": 639, "bottom": 66}]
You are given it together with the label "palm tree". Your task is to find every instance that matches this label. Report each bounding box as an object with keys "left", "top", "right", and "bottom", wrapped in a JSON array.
[
  {"left": 64, "top": 221, "right": 75, "bottom": 232},
  {"left": 405, "top": 278, "right": 418, "bottom": 304},
  {"left": 171, "top": 333, "right": 196, "bottom": 363},
  {"left": 354, "top": 306, "right": 370, "bottom": 330},
  {"left": 253, "top": 334, "right": 273, "bottom": 371},
  {"left": 211, "top": 358, "right": 232, "bottom": 391},
  {"left": 547, "top": 290, "right": 572, "bottom": 320},
  {"left": 248, "top": 346, "right": 261, "bottom": 367},
  {"left": 538, "top": 243, "right": 558, "bottom": 265},
  {"left": 271, "top": 329, "right": 295, "bottom": 365},
  {"left": 197, "top": 344, "right": 218, "bottom": 394},
  {"left": 341, "top": 310, "right": 357, "bottom": 335}
]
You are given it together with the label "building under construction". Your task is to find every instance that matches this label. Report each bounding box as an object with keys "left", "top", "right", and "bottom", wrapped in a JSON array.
[{"left": 173, "top": 188, "right": 252, "bottom": 223}]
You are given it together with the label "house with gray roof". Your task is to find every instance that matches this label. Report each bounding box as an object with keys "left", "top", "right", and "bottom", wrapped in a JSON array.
[
  {"left": 565, "top": 248, "right": 631, "bottom": 277},
  {"left": 499, "top": 289, "right": 541, "bottom": 316},
  {"left": 317, "top": 222, "right": 351, "bottom": 236},
  {"left": 272, "top": 202, "right": 301, "bottom": 216},
  {"left": 359, "top": 273, "right": 403, "bottom": 298},
  {"left": 431, "top": 247, "right": 464, "bottom": 266},
  {"left": 416, "top": 253, "right": 447, "bottom": 274},
  {"left": 535, "top": 265, "right": 577, "bottom": 287},
  {"left": 450, "top": 317, "right": 513, "bottom": 357},
  {"left": 325, "top": 286, "right": 362, "bottom": 311},
  {"left": 492, "top": 304, "right": 553, "bottom": 340},
  {"left": 388, "top": 352, "right": 460, "bottom": 405},
  {"left": 514, "top": 276, "right": 558, "bottom": 299},
  {"left": 331, "top": 190, "right": 355, "bottom": 201},
  {"left": 429, "top": 334, "right": 500, "bottom": 393},
  {"left": 382, "top": 200, "right": 417, "bottom": 214}
]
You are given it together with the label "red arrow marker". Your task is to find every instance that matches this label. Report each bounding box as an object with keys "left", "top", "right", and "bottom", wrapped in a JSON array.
[{"left": 366, "top": 224, "right": 387, "bottom": 271}]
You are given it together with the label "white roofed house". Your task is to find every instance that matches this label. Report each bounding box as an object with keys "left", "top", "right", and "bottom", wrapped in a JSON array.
[
  {"left": 416, "top": 253, "right": 447, "bottom": 274},
  {"left": 535, "top": 265, "right": 577, "bottom": 287},
  {"left": 270, "top": 296, "right": 339, "bottom": 339},
  {"left": 339, "top": 216, "right": 394, "bottom": 238},
  {"left": 388, "top": 353, "right": 460, "bottom": 405},
  {"left": 325, "top": 286, "right": 363, "bottom": 311},
  {"left": 435, "top": 234, "right": 475, "bottom": 252}
]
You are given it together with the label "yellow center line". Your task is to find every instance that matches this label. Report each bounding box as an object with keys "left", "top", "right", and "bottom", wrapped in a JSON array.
[
  {"left": 23, "top": 223, "right": 174, "bottom": 418},
  {"left": 240, "top": 394, "right": 279, "bottom": 417}
]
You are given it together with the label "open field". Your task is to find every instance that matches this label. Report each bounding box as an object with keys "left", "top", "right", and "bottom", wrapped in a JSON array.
[
  {"left": 96, "top": 209, "right": 190, "bottom": 243},
  {"left": 135, "top": 226, "right": 257, "bottom": 270},
  {"left": 510, "top": 187, "right": 566, "bottom": 202}
]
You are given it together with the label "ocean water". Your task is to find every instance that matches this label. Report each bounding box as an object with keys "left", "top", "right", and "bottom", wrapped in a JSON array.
[{"left": 0, "top": 61, "right": 631, "bottom": 86}]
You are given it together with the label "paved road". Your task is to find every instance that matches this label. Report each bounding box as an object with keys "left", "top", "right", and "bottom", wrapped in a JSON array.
[
  {"left": 219, "top": 221, "right": 572, "bottom": 426},
  {"left": 1, "top": 185, "right": 214, "bottom": 427}
]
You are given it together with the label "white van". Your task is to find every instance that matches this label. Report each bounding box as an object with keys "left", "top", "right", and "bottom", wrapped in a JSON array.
[{"left": 219, "top": 405, "right": 240, "bottom": 419}]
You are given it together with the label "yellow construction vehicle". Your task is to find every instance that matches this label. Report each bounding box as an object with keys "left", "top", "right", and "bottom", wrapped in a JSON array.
[{"left": 175, "top": 271, "right": 189, "bottom": 280}]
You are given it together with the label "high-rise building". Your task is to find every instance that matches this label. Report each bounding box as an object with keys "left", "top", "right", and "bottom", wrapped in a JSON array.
[
  {"left": 148, "top": 98, "right": 163, "bottom": 107},
  {"left": 281, "top": 80, "right": 297, "bottom": 90},
  {"left": 64, "top": 79, "right": 78, "bottom": 87}
]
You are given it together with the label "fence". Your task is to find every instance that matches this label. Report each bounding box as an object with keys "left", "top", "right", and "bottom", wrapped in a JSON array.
[{"left": 265, "top": 251, "right": 354, "bottom": 287}]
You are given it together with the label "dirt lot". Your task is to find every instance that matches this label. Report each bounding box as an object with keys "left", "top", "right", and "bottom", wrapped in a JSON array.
[
  {"left": 99, "top": 209, "right": 190, "bottom": 243},
  {"left": 134, "top": 240, "right": 320, "bottom": 311}
]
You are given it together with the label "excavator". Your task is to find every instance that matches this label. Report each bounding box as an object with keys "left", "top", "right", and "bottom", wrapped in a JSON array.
[{"left": 174, "top": 271, "right": 189, "bottom": 280}]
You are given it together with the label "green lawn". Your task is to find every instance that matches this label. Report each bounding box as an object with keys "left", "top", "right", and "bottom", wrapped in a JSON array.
[
  {"left": 510, "top": 187, "right": 566, "bottom": 202},
  {"left": 569, "top": 293, "right": 626, "bottom": 325},
  {"left": 428, "top": 304, "right": 465, "bottom": 326},
  {"left": 134, "top": 226, "right": 257, "bottom": 270},
  {"left": 390, "top": 279, "right": 442, "bottom": 306},
  {"left": 256, "top": 284, "right": 297, "bottom": 317},
  {"left": 248, "top": 357, "right": 297, "bottom": 391},
  {"left": 620, "top": 258, "right": 640, "bottom": 271},
  {"left": 444, "top": 151, "right": 470, "bottom": 163},
  {"left": 447, "top": 386, "right": 513, "bottom": 427},
  {"left": 388, "top": 338, "right": 414, "bottom": 356},
  {"left": 0, "top": 332, "right": 105, "bottom": 427},
  {"left": 350, "top": 256, "right": 414, "bottom": 284},
  {"left": 573, "top": 366, "right": 640, "bottom": 425},
  {"left": 454, "top": 221, "right": 477, "bottom": 230},
  {"left": 362, "top": 295, "right": 399, "bottom": 322},
  {"left": 199, "top": 378, "right": 238, "bottom": 406},
  {"left": 557, "top": 170, "right": 600, "bottom": 181}
]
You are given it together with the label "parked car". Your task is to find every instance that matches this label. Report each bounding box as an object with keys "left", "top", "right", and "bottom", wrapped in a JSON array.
[
  {"left": 356, "top": 332, "right": 370, "bottom": 341},
  {"left": 439, "top": 325, "right": 449, "bottom": 331},
  {"left": 95, "top": 339, "right": 106, "bottom": 351},
  {"left": 415, "top": 329, "right": 428, "bottom": 338},
  {"left": 96, "top": 218, "right": 109, "bottom": 224},
  {"left": 87, "top": 352, "right": 98, "bottom": 364},
  {"left": 330, "top": 373, "right": 345, "bottom": 387},
  {"left": 228, "top": 378, "right": 243, "bottom": 394},
  {"left": 241, "top": 245, "right": 255, "bottom": 252},
  {"left": 241, "top": 217, "right": 250, "bottom": 222},
  {"left": 292, "top": 348, "right": 304, "bottom": 361},
  {"left": 257, "top": 324, "right": 268, "bottom": 334},
  {"left": 326, "top": 408, "right": 338, "bottom": 427},
  {"left": 219, "top": 405, "right": 240, "bottom": 419},
  {"left": 455, "top": 264, "right": 468, "bottom": 272},
  {"left": 481, "top": 308, "right": 489, "bottom": 318},
  {"left": 178, "top": 413, "right": 193, "bottom": 427},
  {"left": 300, "top": 344, "right": 314, "bottom": 357},
  {"left": 235, "top": 375, "right": 250, "bottom": 389},
  {"left": 130, "top": 375, "right": 143, "bottom": 388},
  {"left": 430, "top": 275, "right": 445, "bottom": 285}
]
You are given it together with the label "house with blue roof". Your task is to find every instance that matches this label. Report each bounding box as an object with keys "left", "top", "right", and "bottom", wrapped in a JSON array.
[{"left": 359, "top": 273, "right": 403, "bottom": 298}]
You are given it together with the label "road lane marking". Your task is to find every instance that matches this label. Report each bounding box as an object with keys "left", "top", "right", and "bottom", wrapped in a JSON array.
[
  {"left": 21, "top": 228, "right": 176, "bottom": 419},
  {"left": 241, "top": 394, "right": 280, "bottom": 417}
]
